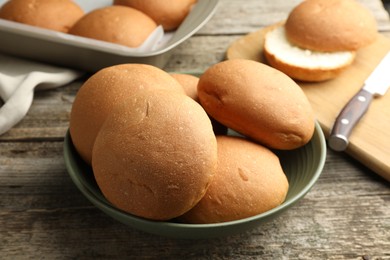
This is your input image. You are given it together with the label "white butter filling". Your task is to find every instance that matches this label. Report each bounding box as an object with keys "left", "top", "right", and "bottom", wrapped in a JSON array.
[{"left": 265, "top": 26, "right": 354, "bottom": 69}]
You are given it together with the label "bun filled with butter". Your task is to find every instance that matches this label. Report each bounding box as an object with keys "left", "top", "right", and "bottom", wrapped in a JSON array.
[
  {"left": 0, "top": 0, "right": 84, "bottom": 33},
  {"left": 264, "top": 0, "right": 377, "bottom": 82}
]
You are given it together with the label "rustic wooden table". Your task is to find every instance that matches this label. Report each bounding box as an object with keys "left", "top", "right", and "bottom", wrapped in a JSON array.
[{"left": 1, "top": 0, "right": 389, "bottom": 259}]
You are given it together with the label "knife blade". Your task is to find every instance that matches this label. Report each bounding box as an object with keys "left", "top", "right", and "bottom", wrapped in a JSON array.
[{"left": 328, "top": 51, "right": 390, "bottom": 151}]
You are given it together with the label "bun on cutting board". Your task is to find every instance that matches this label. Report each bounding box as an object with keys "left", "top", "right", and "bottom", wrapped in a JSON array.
[
  {"left": 264, "top": 0, "right": 377, "bottom": 82},
  {"left": 69, "top": 64, "right": 184, "bottom": 165},
  {"left": 69, "top": 5, "right": 157, "bottom": 48},
  {"left": 198, "top": 59, "right": 315, "bottom": 150},
  {"left": 180, "top": 135, "right": 289, "bottom": 224},
  {"left": 92, "top": 89, "right": 218, "bottom": 221},
  {"left": 113, "top": 0, "right": 197, "bottom": 31},
  {"left": 0, "top": 0, "right": 84, "bottom": 33}
]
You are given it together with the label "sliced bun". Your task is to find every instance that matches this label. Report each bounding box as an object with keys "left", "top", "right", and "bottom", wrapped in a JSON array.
[
  {"left": 0, "top": 0, "right": 84, "bottom": 33},
  {"left": 264, "top": 24, "right": 356, "bottom": 82},
  {"left": 69, "top": 5, "right": 157, "bottom": 47},
  {"left": 285, "top": 0, "right": 377, "bottom": 52},
  {"left": 197, "top": 59, "right": 315, "bottom": 150},
  {"left": 113, "top": 0, "right": 196, "bottom": 31},
  {"left": 69, "top": 64, "right": 184, "bottom": 165},
  {"left": 180, "top": 135, "right": 289, "bottom": 224},
  {"left": 92, "top": 90, "right": 217, "bottom": 221}
]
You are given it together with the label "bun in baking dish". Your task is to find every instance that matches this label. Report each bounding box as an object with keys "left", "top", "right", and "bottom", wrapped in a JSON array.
[
  {"left": 113, "top": 0, "right": 197, "bottom": 31},
  {"left": 0, "top": 0, "right": 84, "bottom": 33},
  {"left": 180, "top": 135, "right": 289, "bottom": 224},
  {"left": 69, "top": 5, "right": 157, "bottom": 48},
  {"left": 92, "top": 90, "right": 218, "bottom": 221},
  {"left": 69, "top": 64, "right": 184, "bottom": 165},
  {"left": 197, "top": 59, "right": 315, "bottom": 150}
]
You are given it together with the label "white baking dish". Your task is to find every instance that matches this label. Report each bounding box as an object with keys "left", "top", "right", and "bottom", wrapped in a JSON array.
[{"left": 0, "top": 0, "right": 219, "bottom": 72}]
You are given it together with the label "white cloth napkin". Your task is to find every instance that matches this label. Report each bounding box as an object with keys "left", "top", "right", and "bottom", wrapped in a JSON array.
[{"left": 0, "top": 54, "right": 83, "bottom": 135}]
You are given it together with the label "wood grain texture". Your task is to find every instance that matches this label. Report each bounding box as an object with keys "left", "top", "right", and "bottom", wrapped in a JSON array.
[
  {"left": 1, "top": 0, "right": 390, "bottom": 259},
  {"left": 0, "top": 142, "right": 389, "bottom": 259}
]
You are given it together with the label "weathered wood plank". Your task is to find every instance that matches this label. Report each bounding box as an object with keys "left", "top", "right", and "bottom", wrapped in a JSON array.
[
  {"left": 198, "top": 0, "right": 390, "bottom": 35},
  {"left": 0, "top": 141, "right": 389, "bottom": 259},
  {"left": 1, "top": 1, "right": 390, "bottom": 259}
]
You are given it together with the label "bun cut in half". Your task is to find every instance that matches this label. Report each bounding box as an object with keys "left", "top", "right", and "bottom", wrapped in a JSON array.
[
  {"left": 264, "top": 0, "right": 377, "bottom": 82},
  {"left": 264, "top": 25, "right": 356, "bottom": 82}
]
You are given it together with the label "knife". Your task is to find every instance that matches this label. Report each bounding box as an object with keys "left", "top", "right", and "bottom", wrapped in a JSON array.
[{"left": 328, "top": 51, "right": 390, "bottom": 152}]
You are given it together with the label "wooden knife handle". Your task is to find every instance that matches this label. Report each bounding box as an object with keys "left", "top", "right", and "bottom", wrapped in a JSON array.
[{"left": 328, "top": 88, "right": 373, "bottom": 151}]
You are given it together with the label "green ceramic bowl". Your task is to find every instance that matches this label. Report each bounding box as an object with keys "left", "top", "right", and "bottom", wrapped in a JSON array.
[{"left": 63, "top": 122, "right": 326, "bottom": 239}]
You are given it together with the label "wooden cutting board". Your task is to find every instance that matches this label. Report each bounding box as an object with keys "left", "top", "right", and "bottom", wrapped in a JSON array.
[{"left": 226, "top": 26, "right": 390, "bottom": 181}]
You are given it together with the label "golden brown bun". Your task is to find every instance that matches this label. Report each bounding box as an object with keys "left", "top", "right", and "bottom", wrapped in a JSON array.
[
  {"left": 69, "top": 6, "right": 157, "bottom": 48},
  {"left": 92, "top": 90, "right": 218, "bottom": 221},
  {"left": 197, "top": 59, "right": 315, "bottom": 150},
  {"left": 285, "top": 0, "right": 377, "bottom": 52},
  {"left": 180, "top": 135, "right": 289, "bottom": 223},
  {"left": 0, "top": 0, "right": 84, "bottom": 33},
  {"left": 170, "top": 73, "right": 199, "bottom": 102},
  {"left": 113, "top": 0, "right": 196, "bottom": 31},
  {"left": 264, "top": 24, "right": 356, "bottom": 82},
  {"left": 69, "top": 64, "right": 184, "bottom": 165},
  {"left": 169, "top": 73, "right": 228, "bottom": 134}
]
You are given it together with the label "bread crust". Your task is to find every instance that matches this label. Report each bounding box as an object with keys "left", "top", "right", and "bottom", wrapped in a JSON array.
[
  {"left": 69, "top": 64, "right": 184, "bottom": 165},
  {"left": 0, "top": 0, "right": 84, "bottom": 32},
  {"left": 197, "top": 59, "right": 315, "bottom": 150},
  {"left": 92, "top": 90, "right": 217, "bottom": 221},
  {"left": 69, "top": 5, "right": 157, "bottom": 47},
  {"left": 180, "top": 136, "right": 289, "bottom": 224},
  {"left": 114, "top": 0, "right": 197, "bottom": 31},
  {"left": 285, "top": 0, "right": 377, "bottom": 52},
  {"left": 170, "top": 73, "right": 199, "bottom": 102},
  {"left": 264, "top": 24, "right": 356, "bottom": 82}
]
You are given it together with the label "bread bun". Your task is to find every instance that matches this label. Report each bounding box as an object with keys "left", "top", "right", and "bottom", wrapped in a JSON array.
[
  {"left": 92, "top": 90, "right": 218, "bottom": 221},
  {"left": 69, "top": 64, "right": 184, "bottom": 165},
  {"left": 263, "top": 0, "right": 377, "bottom": 82},
  {"left": 170, "top": 73, "right": 227, "bottom": 135},
  {"left": 197, "top": 59, "right": 315, "bottom": 150},
  {"left": 264, "top": 24, "right": 356, "bottom": 82},
  {"left": 69, "top": 5, "right": 157, "bottom": 48},
  {"left": 0, "top": 0, "right": 84, "bottom": 33},
  {"left": 180, "top": 135, "right": 289, "bottom": 223},
  {"left": 170, "top": 73, "right": 199, "bottom": 102},
  {"left": 285, "top": 0, "right": 377, "bottom": 52},
  {"left": 113, "top": 0, "right": 196, "bottom": 31}
]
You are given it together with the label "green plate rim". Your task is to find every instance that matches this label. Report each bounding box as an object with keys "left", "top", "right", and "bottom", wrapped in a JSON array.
[{"left": 63, "top": 121, "right": 326, "bottom": 233}]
